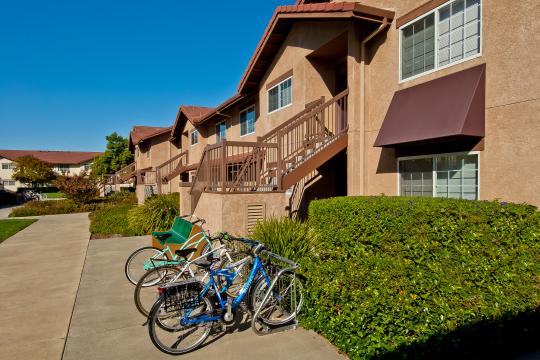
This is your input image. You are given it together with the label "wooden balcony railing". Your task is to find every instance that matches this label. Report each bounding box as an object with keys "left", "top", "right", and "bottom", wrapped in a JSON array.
[{"left": 190, "top": 89, "right": 348, "bottom": 211}]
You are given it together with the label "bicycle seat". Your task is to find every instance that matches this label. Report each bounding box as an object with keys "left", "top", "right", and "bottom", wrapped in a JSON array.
[
  {"left": 154, "top": 232, "right": 172, "bottom": 242},
  {"left": 192, "top": 257, "right": 218, "bottom": 269},
  {"left": 175, "top": 248, "right": 197, "bottom": 259}
]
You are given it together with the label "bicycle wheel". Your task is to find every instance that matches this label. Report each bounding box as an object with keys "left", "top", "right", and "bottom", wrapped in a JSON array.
[
  {"left": 148, "top": 293, "right": 215, "bottom": 355},
  {"left": 250, "top": 272, "right": 304, "bottom": 326},
  {"left": 134, "top": 265, "right": 186, "bottom": 317},
  {"left": 125, "top": 246, "right": 168, "bottom": 286}
]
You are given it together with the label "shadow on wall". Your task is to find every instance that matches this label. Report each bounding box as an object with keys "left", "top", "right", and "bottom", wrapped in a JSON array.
[
  {"left": 374, "top": 307, "right": 540, "bottom": 360},
  {"left": 376, "top": 147, "right": 397, "bottom": 174}
]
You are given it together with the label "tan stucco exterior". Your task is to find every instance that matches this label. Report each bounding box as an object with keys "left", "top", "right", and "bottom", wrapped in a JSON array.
[{"left": 137, "top": 0, "right": 539, "bottom": 230}]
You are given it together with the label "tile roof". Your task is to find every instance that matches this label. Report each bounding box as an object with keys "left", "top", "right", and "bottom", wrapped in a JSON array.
[
  {"left": 180, "top": 106, "right": 215, "bottom": 125},
  {"left": 0, "top": 149, "right": 102, "bottom": 165},
  {"left": 237, "top": 2, "right": 394, "bottom": 94},
  {"left": 130, "top": 126, "right": 172, "bottom": 146}
]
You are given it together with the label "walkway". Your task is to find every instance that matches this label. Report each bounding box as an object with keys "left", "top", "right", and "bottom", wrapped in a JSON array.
[
  {"left": 63, "top": 236, "right": 345, "bottom": 360},
  {"left": 0, "top": 213, "right": 90, "bottom": 359}
]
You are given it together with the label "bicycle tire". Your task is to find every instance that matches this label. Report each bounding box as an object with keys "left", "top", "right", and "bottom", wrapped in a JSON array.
[
  {"left": 148, "top": 292, "right": 215, "bottom": 355},
  {"left": 134, "top": 265, "right": 186, "bottom": 317},
  {"left": 250, "top": 271, "right": 304, "bottom": 326},
  {"left": 124, "top": 246, "right": 168, "bottom": 286}
]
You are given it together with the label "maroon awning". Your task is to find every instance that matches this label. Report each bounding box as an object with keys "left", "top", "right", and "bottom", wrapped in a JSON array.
[{"left": 374, "top": 64, "right": 485, "bottom": 147}]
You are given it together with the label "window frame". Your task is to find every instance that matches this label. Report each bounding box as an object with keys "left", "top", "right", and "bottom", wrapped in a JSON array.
[
  {"left": 396, "top": 151, "right": 480, "bottom": 199},
  {"left": 398, "top": 0, "right": 483, "bottom": 83},
  {"left": 1, "top": 163, "right": 14, "bottom": 170},
  {"left": 190, "top": 129, "right": 199, "bottom": 146},
  {"left": 215, "top": 121, "right": 227, "bottom": 143},
  {"left": 267, "top": 76, "right": 293, "bottom": 114},
  {"left": 239, "top": 105, "right": 256, "bottom": 137}
]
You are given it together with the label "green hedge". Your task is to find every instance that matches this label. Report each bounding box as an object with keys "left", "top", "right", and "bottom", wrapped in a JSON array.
[
  {"left": 89, "top": 203, "right": 141, "bottom": 237},
  {"left": 127, "top": 193, "right": 179, "bottom": 234},
  {"left": 302, "top": 196, "right": 540, "bottom": 359}
]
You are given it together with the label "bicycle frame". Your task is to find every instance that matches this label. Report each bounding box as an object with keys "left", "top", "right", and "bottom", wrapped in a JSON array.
[
  {"left": 181, "top": 254, "right": 271, "bottom": 325},
  {"left": 143, "top": 230, "right": 214, "bottom": 272}
]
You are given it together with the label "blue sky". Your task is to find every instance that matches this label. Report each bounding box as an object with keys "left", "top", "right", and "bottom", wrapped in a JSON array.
[{"left": 0, "top": 0, "right": 294, "bottom": 151}]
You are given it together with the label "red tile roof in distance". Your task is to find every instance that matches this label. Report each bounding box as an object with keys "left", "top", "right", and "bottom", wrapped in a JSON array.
[
  {"left": 237, "top": 2, "right": 393, "bottom": 94},
  {"left": 0, "top": 150, "right": 102, "bottom": 165},
  {"left": 130, "top": 126, "right": 172, "bottom": 146}
]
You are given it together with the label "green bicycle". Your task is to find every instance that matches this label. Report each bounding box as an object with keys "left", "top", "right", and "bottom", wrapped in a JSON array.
[{"left": 124, "top": 215, "right": 212, "bottom": 286}]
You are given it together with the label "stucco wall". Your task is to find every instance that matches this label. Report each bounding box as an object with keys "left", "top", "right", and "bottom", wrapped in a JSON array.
[
  {"left": 352, "top": 0, "right": 540, "bottom": 206},
  {"left": 192, "top": 192, "right": 288, "bottom": 235}
]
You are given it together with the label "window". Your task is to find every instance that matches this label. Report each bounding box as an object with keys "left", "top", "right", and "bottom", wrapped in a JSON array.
[
  {"left": 3, "top": 180, "right": 15, "bottom": 186},
  {"left": 190, "top": 130, "right": 199, "bottom": 145},
  {"left": 400, "top": 0, "right": 481, "bottom": 81},
  {"left": 216, "top": 121, "right": 226, "bottom": 143},
  {"left": 2, "top": 163, "right": 15, "bottom": 170},
  {"left": 240, "top": 106, "right": 256, "bottom": 136},
  {"left": 146, "top": 146, "right": 151, "bottom": 159},
  {"left": 83, "top": 163, "right": 92, "bottom": 171},
  {"left": 268, "top": 77, "right": 292, "bottom": 113},
  {"left": 398, "top": 152, "right": 479, "bottom": 200},
  {"left": 56, "top": 164, "right": 70, "bottom": 174},
  {"left": 137, "top": 146, "right": 140, "bottom": 158}
]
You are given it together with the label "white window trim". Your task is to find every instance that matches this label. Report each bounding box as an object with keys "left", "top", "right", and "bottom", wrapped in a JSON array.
[
  {"left": 190, "top": 129, "right": 199, "bottom": 146},
  {"left": 267, "top": 76, "right": 293, "bottom": 115},
  {"left": 215, "top": 120, "right": 227, "bottom": 142},
  {"left": 398, "top": 0, "right": 483, "bottom": 83},
  {"left": 239, "top": 105, "right": 256, "bottom": 137},
  {"left": 396, "top": 151, "right": 480, "bottom": 199}
]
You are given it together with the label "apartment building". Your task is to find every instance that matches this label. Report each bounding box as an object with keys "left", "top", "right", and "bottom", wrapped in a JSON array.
[
  {"left": 0, "top": 149, "right": 102, "bottom": 191},
  {"left": 124, "top": 0, "right": 539, "bottom": 233}
]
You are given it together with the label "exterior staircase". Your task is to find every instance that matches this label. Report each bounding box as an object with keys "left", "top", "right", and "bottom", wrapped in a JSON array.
[{"left": 190, "top": 89, "right": 348, "bottom": 211}]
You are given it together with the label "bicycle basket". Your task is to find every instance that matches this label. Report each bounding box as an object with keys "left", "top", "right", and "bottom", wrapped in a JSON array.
[{"left": 159, "top": 278, "right": 204, "bottom": 313}]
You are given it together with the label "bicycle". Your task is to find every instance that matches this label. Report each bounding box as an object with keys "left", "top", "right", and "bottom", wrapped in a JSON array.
[
  {"left": 124, "top": 215, "right": 212, "bottom": 286},
  {"left": 134, "top": 234, "right": 251, "bottom": 317},
  {"left": 146, "top": 235, "right": 303, "bottom": 355}
]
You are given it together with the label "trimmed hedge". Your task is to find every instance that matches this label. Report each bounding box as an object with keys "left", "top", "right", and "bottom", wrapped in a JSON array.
[
  {"left": 127, "top": 193, "right": 179, "bottom": 234},
  {"left": 89, "top": 203, "right": 141, "bottom": 238},
  {"left": 302, "top": 196, "right": 540, "bottom": 359}
]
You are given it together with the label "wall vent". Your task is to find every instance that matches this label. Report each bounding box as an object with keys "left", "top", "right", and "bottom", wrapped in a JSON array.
[{"left": 246, "top": 203, "right": 266, "bottom": 233}]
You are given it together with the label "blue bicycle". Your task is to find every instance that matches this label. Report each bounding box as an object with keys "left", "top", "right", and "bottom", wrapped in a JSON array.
[{"left": 147, "top": 235, "right": 304, "bottom": 355}]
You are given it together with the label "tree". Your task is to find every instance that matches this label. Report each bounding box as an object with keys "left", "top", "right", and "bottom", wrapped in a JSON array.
[
  {"left": 53, "top": 172, "right": 98, "bottom": 204},
  {"left": 92, "top": 132, "right": 133, "bottom": 176},
  {"left": 12, "top": 156, "right": 56, "bottom": 188}
]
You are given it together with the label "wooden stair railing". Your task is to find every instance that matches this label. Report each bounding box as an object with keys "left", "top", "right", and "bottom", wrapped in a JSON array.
[
  {"left": 189, "top": 89, "right": 348, "bottom": 210},
  {"left": 115, "top": 162, "right": 136, "bottom": 183},
  {"left": 156, "top": 150, "right": 189, "bottom": 184}
]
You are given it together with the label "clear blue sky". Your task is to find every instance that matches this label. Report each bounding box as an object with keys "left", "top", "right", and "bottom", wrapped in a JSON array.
[{"left": 0, "top": 0, "right": 294, "bottom": 152}]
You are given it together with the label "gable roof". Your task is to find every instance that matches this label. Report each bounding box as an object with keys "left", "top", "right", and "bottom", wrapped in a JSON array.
[
  {"left": 129, "top": 126, "right": 171, "bottom": 150},
  {"left": 0, "top": 150, "right": 102, "bottom": 165},
  {"left": 171, "top": 105, "right": 215, "bottom": 139},
  {"left": 237, "top": 2, "right": 394, "bottom": 94}
]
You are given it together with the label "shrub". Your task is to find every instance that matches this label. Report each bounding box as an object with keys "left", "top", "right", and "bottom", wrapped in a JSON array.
[
  {"left": 252, "top": 217, "right": 320, "bottom": 263},
  {"left": 127, "top": 193, "right": 179, "bottom": 234},
  {"left": 106, "top": 191, "right": 137, "bottom": 205},
  {"left": 89, "top": 203, "right": 141, "bottom": 237},
  {"left": 9, "top": 199, "right": 102, "bottom": 217},
  {"left": 54, "top": 172, "right": 99, "bottom": 204},
  {"left": 301, "top": 196, "right": 540, "bottom": 359}
]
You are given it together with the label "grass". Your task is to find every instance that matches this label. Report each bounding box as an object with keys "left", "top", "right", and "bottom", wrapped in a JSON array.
[
  {"left": 44, "top": 192, "right": 65, "bottom": 198},
  {"left": 0, "top": 219, "right": 38, "bottom": 243}
]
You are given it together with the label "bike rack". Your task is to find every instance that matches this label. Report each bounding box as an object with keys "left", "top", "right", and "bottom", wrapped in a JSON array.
[{"left": 251, "top": 250, "right": 300, "bottom": 336}]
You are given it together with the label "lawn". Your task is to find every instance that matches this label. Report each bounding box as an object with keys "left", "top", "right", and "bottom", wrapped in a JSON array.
[
  {"left": 0, "top": 219, "right": 37, "bottom": 243},
  {"left": 44, "top": 192, "right": 65, "bottom": 198}
]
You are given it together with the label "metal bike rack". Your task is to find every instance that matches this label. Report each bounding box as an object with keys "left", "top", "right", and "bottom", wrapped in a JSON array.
[{"left": 251, "top": 250, "right": 300, "bottom": 336}]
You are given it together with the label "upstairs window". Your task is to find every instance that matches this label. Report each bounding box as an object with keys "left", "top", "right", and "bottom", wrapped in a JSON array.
[
  {"left": 268, "top": 77, "right": 292, "bottom": 113},
  {"left": 2, "top": 163, "right": 15, "bottom": 170},
  {"left": 216, "top": 121, "right": 226, "bottom": 143},
  {"left": 400, "top": 0, "right": 481, "bottom": 81},
  {"left": 240, "top": 106, "right": 256, "bottom": 136},
  {"left": 57, "top": 164, "right": 70, "bottom": 173},
  {"left": 190, "top": 129, "right": 199, "bottom": 145}
]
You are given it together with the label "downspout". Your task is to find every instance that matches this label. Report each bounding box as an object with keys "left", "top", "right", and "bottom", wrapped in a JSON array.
[{"left": 360, "top": 18, "right": 389, "bottom": 194}]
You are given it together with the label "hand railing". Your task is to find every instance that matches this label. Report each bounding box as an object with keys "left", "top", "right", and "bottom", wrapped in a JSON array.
[{"left": 156, "top": 150, "right": 188, "bottom": 183}]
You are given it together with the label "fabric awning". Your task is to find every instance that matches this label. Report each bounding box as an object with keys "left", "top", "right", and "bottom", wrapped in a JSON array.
[{"left": 374, "top": 64, "right": 485, "bottom": 147}]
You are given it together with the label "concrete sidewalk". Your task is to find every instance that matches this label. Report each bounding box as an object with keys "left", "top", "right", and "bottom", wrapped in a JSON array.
[
  {"left": 63, "top": 236, "right": 345, "bottom": 360},
  {"left": 0, "top": 213, "right": 90, "bottom": 360}
]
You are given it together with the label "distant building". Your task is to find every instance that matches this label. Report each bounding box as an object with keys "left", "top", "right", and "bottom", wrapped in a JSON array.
[{"left": 0, "top": 149, "right": 102, "bottom": 191}]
